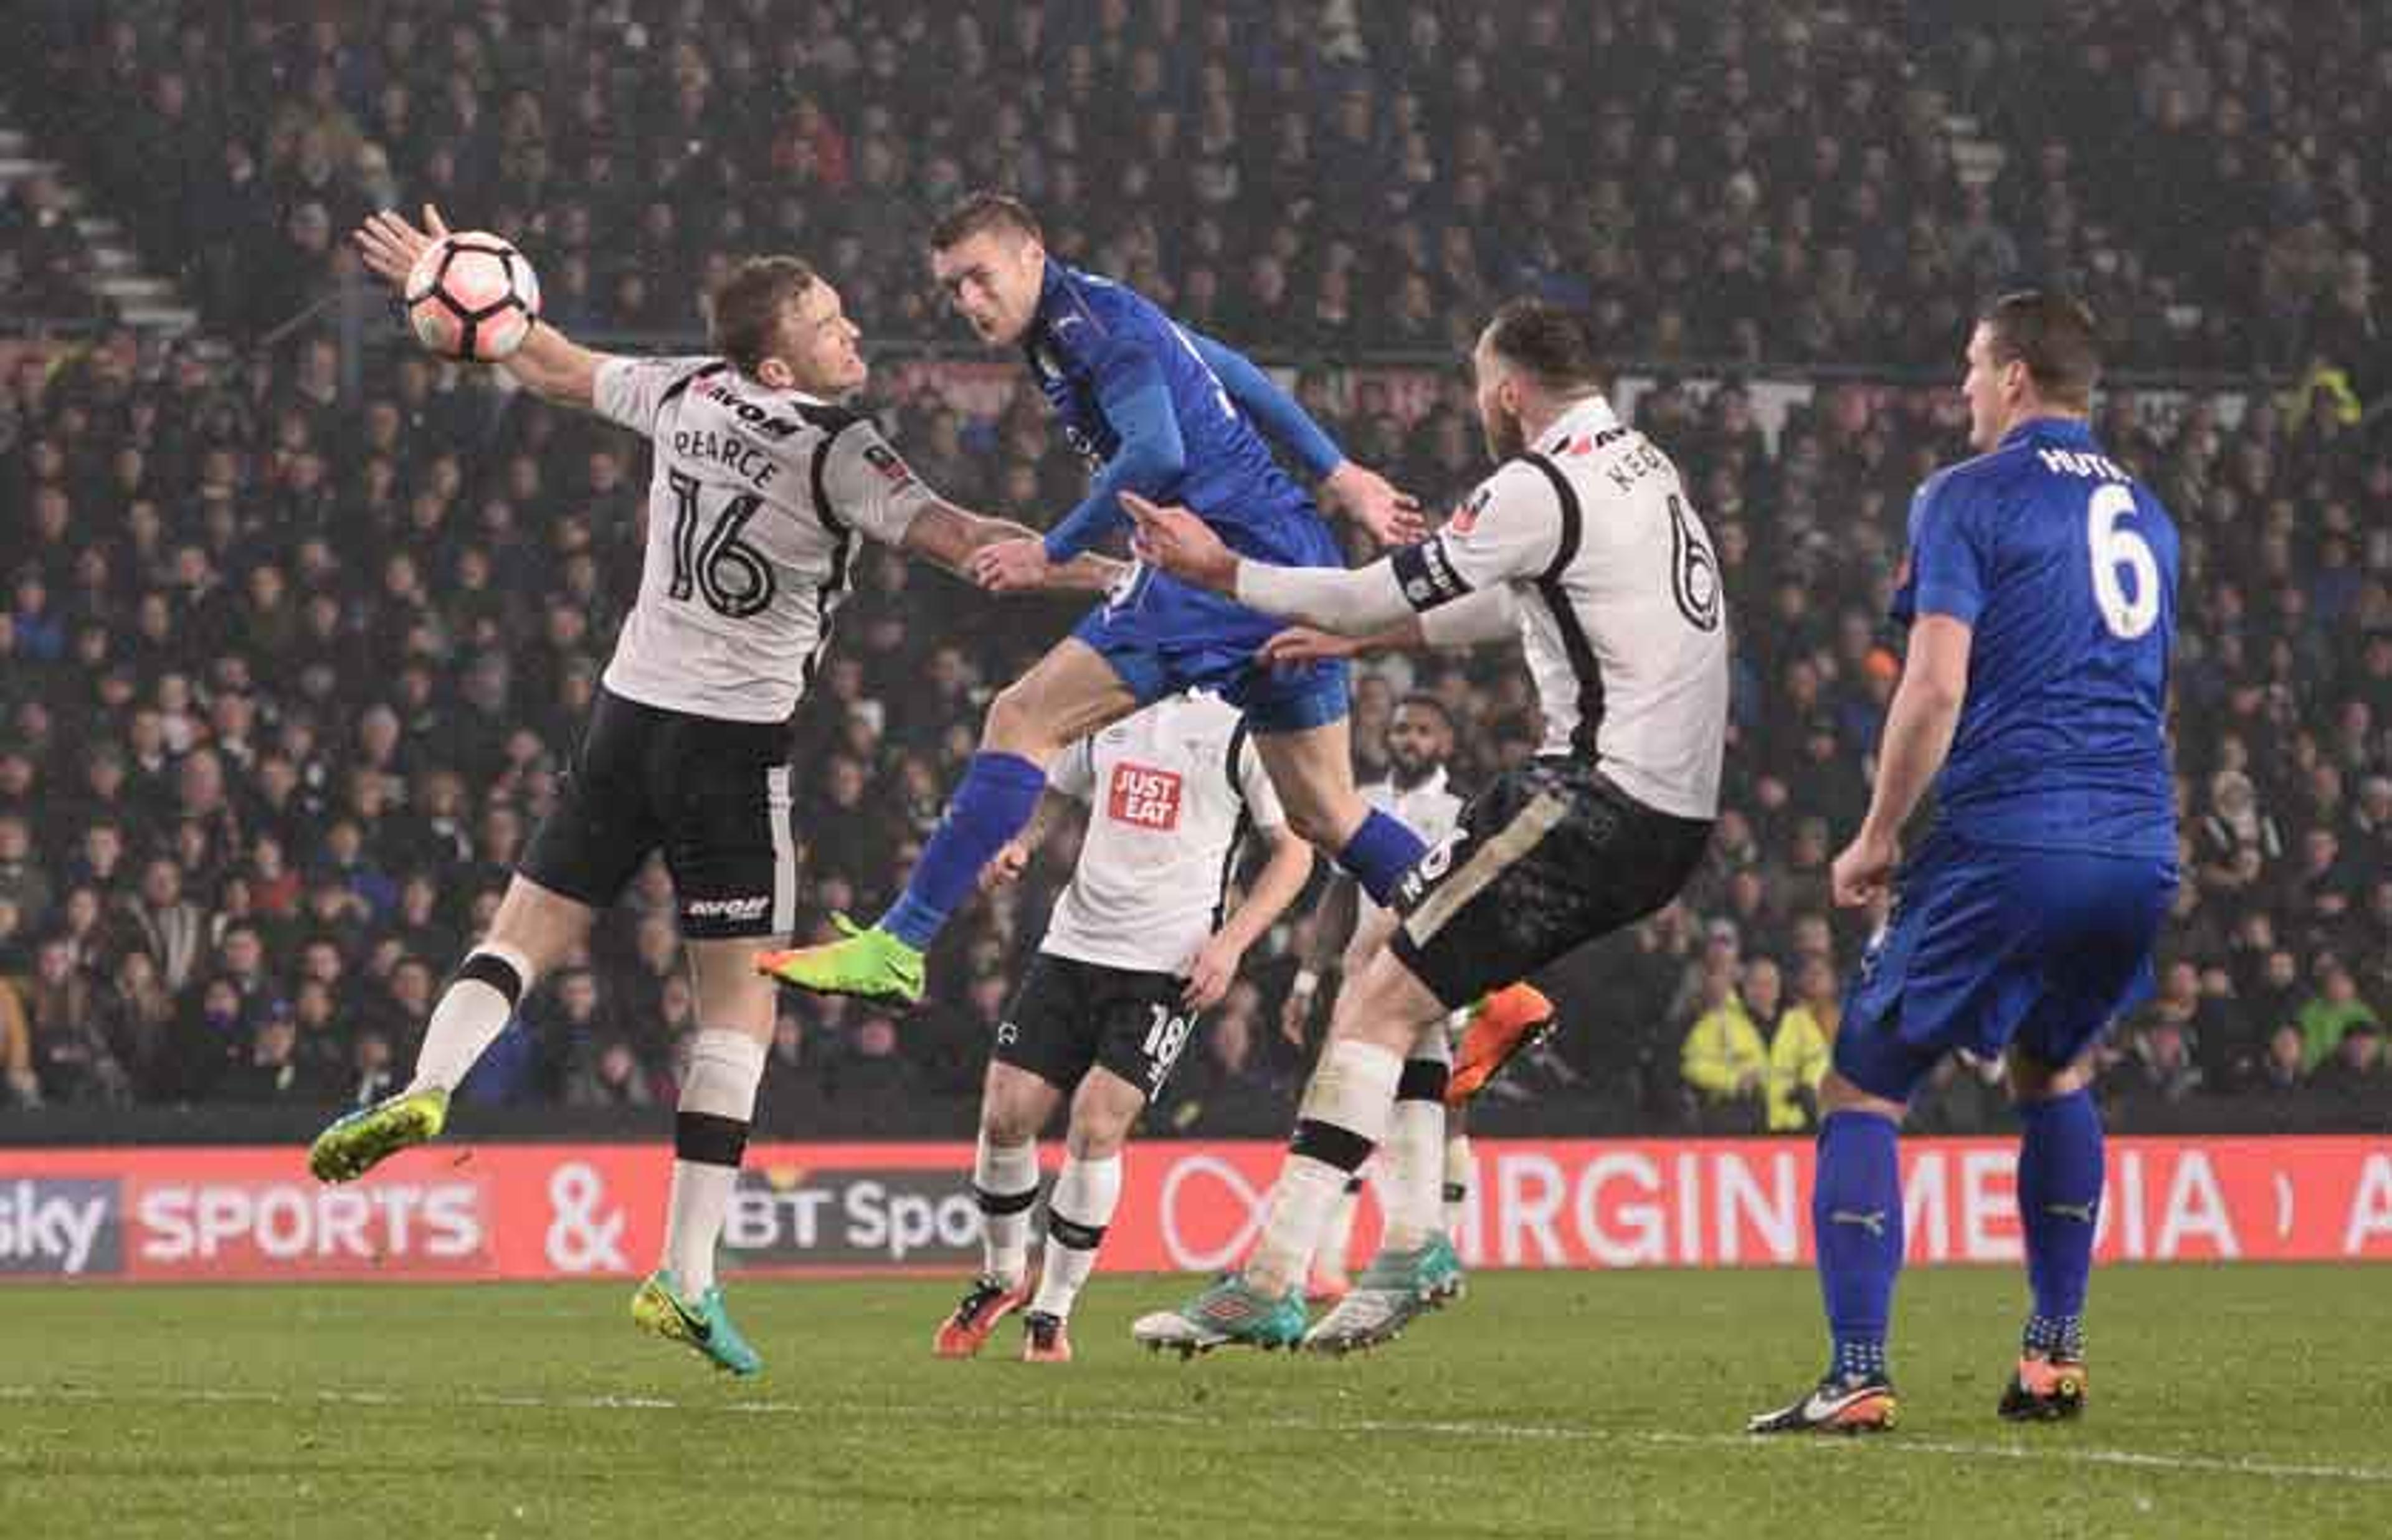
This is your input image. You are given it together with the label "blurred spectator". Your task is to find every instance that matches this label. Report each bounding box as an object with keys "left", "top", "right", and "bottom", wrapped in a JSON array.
[
  {"left": 26, "top": 933, "right": 128, "bottom": 1104},
  {"left": 2105, "top": 1019, "right": 2205, "bottom": 1104},
  {"left": 217, "top": 999, "right": 316, "bottom": 1102},
  {"left": 2299, "top": 963, "right": 2380, "bottom": 1070},
  {"left": 567, "top": 1038, "right": 658, "bottom": 1109},
  {"left": 1680, "top": 960, "right": 1768, "bottom": 1128},
  {"left": 1766, "top": 956, "right": 1838, "bottom": 1131},
  {"left": 2307, "top": 1021, "right": 2385, "bottom": 1105}
]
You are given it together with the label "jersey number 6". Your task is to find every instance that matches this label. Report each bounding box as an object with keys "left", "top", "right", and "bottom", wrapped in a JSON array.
[
  {"left": 667, "top": 468, "right": 778, "bottom": 620},
  {"left": 2087, "top": 483, "right": 2160, "bottom": 641}
]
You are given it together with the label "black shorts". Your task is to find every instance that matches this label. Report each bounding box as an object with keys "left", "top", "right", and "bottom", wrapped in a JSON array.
[
  {"left": 520, "top": 686, "right": 799, "bottom": 940},
  {"left": 1389, "top": 758, "right": 1713, "bottom": 1009},
  {"left": 992, "top": 952, "right": 1195, "bottom": 1101}
]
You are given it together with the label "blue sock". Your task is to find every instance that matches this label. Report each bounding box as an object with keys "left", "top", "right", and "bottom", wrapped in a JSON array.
[
  {"left": 1336, "top": 808, "right": 1428, "bottom": 908},
  {"left": 1813, "top": 1109, "right": 1903, "bottom": 1382},
  {"left": 879, "top": 752, "right": 1048, "bottom": 950},
  {"left": 2016, "top": 1088, "right": 2102, "bottom": 1359}
]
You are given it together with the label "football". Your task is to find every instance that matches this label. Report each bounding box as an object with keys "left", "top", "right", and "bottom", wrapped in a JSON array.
[{"left": 403, "top": 232, "right": 541, "bottom": 362}]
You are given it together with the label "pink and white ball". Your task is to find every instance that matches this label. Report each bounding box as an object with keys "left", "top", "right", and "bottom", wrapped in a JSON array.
[{"left": 404, "top": 233, "right": 541, "bottom": 362}]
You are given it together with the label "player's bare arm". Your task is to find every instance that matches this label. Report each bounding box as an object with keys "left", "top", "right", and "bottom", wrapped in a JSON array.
[
  {"left": 1184, "top": 823, "right": 1312, "bottom": 1012},
  {"left": 906, "top": 504, "right": 1123, "bottom": 592},
  {"left": 1124, "top": 492, "right": 1524, "bottom": 641},
  {"left": 978, "top": 788, "right": 1080, "bottom": 890},
  {"left": 1831, "top": 613, "right": 1973, "bottom": 907},
  {"left": 1316, "top": 461, "right": 1428, "bottom": 547},
  {"left": 353, "top": 205, "right": 608, "bottom": 408},
  {"left": 1259, "top": 585, "right": 1520, "bottom": 666}
]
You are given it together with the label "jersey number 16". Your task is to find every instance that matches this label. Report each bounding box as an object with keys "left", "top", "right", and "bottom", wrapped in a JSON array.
[{"left": 667, "top": 468, "right": 777, "bottom": 620}]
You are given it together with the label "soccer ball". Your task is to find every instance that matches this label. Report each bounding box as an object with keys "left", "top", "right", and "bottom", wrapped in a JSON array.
[{"left": 404, "top": 232, "right": 541, "bottom": 362}]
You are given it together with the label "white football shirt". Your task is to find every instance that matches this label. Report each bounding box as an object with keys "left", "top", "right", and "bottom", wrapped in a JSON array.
[
  {"left": 1040, "top": 692, "right": 1285, "bottom": 975},
  {"left": 1397, "top": 397, "right": 1729, "bottom": 820},
  {"left": 592, "top": 355, "right": 932, "bottom": 722}
]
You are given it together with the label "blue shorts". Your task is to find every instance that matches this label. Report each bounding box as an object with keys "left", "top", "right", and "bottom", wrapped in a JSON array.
[
  {"left": 1832, "top": 829, "right": 2178, "bottom": 1103},
  {"left": 1072, "top": 513, "right": 1350, "bottom": 735}
]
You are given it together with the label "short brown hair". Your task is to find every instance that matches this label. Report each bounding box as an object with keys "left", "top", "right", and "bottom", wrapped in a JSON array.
[
  {"left": 1483, "top": 298, "right": 1605, "bottom": 394},
  {"left": 1978, "top": 290, "right": 2100, "bottom": 408},
  {"left": 709, "top": 257, "right": 818, "bottom": 375},
  {"left": 929, "top": 191, "right": 1043, "bottom": 252}
]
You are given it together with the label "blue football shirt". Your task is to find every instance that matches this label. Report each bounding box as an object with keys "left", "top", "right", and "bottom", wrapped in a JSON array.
[
  {"left": 1892, "top": 417, "right": 2180, "bottom": 857},
  {"left": 1023, "top": 260, "right": 1337, "bottom": 564}
]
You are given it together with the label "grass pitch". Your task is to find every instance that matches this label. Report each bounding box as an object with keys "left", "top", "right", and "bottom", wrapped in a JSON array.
[{"left": 4, "top": 1267, "right": 2388, "bottom": 1539}]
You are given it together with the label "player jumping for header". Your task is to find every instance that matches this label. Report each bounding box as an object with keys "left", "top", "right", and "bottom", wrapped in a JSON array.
[
  {"left": 1747, "top": 293, "right": 2179, "bottom": 1434},
  {"left": 756, "top": 194, "right": 1550, "bottom": 1057}
]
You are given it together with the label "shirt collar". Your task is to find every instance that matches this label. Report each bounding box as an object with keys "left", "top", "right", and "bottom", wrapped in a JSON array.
[
  {"left": 1999, "top": 414, "right": 2094, "bottom": 451},
  {"left": 1033, "top": 258, "right": 1072, "bottom": 330},
  {"left": 1540, "top": 394, "right": 1623, "bottom": 453}
]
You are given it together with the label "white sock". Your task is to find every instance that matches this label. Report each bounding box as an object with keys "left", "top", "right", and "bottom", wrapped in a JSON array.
[
  {"left": 1245, "top": 1039, "right": 1402, "bottom": 1295},
  {"left": 974, "top": 1131, "right": 1040, "bottom": 1288},
  {"left": 406, "top": 943, "right": 534, "bottom": 1094},
  {"left": 662, "top": 1029, "right": 767, "bottom": 1295},
  {"left": 1383, "top": 1038, "right": 1450, "bottom": 1252},
  {"left": 1443, "top": 1131, "right": 1473, "bottom": 1240},
  {"left": 1317, "top": 1174, "right": 1364, "bottom": 1280},
  {"left": 1030, "top": 1152, "right": 1122, "bottom": 1321}
]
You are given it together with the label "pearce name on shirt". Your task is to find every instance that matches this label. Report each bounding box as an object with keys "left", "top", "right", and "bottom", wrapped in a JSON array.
[{"left": 668, "top": 375, "right": 815, "bottom": 490}]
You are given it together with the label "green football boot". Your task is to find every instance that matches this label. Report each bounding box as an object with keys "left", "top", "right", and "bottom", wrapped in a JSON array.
[
  {"left": 307, "top": 1087, "right": 449, "bottom": 1183},
  {"left": 630, "top": 1269, "right": 763, "bottom": 1377},
  {"left": 1131, "top": 1273, "right": 1308, "bottom": 1359},
  {"left": 755, "top": 914, "right": 926, "bottom": 1005},
  {"left": 1301, "top": 1235, "right": 1465, "bottom": 1354}
]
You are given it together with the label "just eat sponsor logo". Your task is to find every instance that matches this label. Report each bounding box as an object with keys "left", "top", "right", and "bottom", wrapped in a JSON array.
[{"left": 1108, "top": 763, "right": 1184, "bottom": 829}]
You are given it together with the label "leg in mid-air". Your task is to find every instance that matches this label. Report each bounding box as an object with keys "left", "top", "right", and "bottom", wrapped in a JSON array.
[
  {"left": 1303, "top": 1011, "right": 1464, "bottom": 1354},
  {"left": 2000, "top": 1044, "right": 2104, "bottom": 1422},
  {"left": 1307, "top": 1173, "right": 1365, "bottom": 1304},
  {"left": 1137, "top": 755, "right": 1709, "bottom": 1358},
  {"left": 1016, "top": 1065, "right": 1146, "bottom": 1364},
  {"left": 1249, "top": 717, "right": 1430, "bottom": 920},
  {"left": 759, "top": 638, "right": 1136, "bottom": 1003},
  {"left": 1133, "top": 945, "right": 1450, "bottom": 1357},
  {"left": 1746, "top": 1069, "right": 1908, "bottom": 1435},
  {"left": 1255, "top": 717, "right": 1555, "bottom": 1097},
  {"left": 629, "top": 933, "right": 780, "bottom": 1376},
  {"left": 306, "top": 874, "right": 589, "bottom": 1181},
  {"left": 1442, "top": 1101, "right": 1473, "bottom": 1240},
  {"left": 936, "top": 1059, "right": 1065, "bottom": 1358}
]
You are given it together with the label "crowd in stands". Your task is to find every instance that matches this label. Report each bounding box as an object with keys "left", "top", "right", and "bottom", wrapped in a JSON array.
[
  {"left": 9, "top": 1, "right": 2388, "bottom": 377},
  {"left": 0, "top": 2, "right": 2386, "bottom": 1129}
]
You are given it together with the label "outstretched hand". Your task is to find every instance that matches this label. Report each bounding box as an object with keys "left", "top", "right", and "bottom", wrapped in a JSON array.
[
  {"left": 1322, "top": 463, "right": 1427, "bottom": 546},
  {"left": 1121, "top": 492, "right": 1239, "bottom": 593},
  {"left": 979, "top": 841, "right": 1031, "bottom": 891},
  {"left": 1256, "top": 626, "right": 1361, "bottom": 668},
  {"left": 969, "top": 537, "right": 1053, "bottom": 593},
  {"left": 353, "top": 204, "right": 450, "bottom": 292}
]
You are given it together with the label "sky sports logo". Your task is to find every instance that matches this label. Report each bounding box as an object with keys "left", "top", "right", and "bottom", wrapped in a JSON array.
[{"left": 0, "top": 1177, "right": 123, "bottom": 1276}]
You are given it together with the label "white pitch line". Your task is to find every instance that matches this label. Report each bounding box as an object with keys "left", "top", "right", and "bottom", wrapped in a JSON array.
[{"left": 4, "top": 1383, "right": 2390, "bottom": 1488}]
